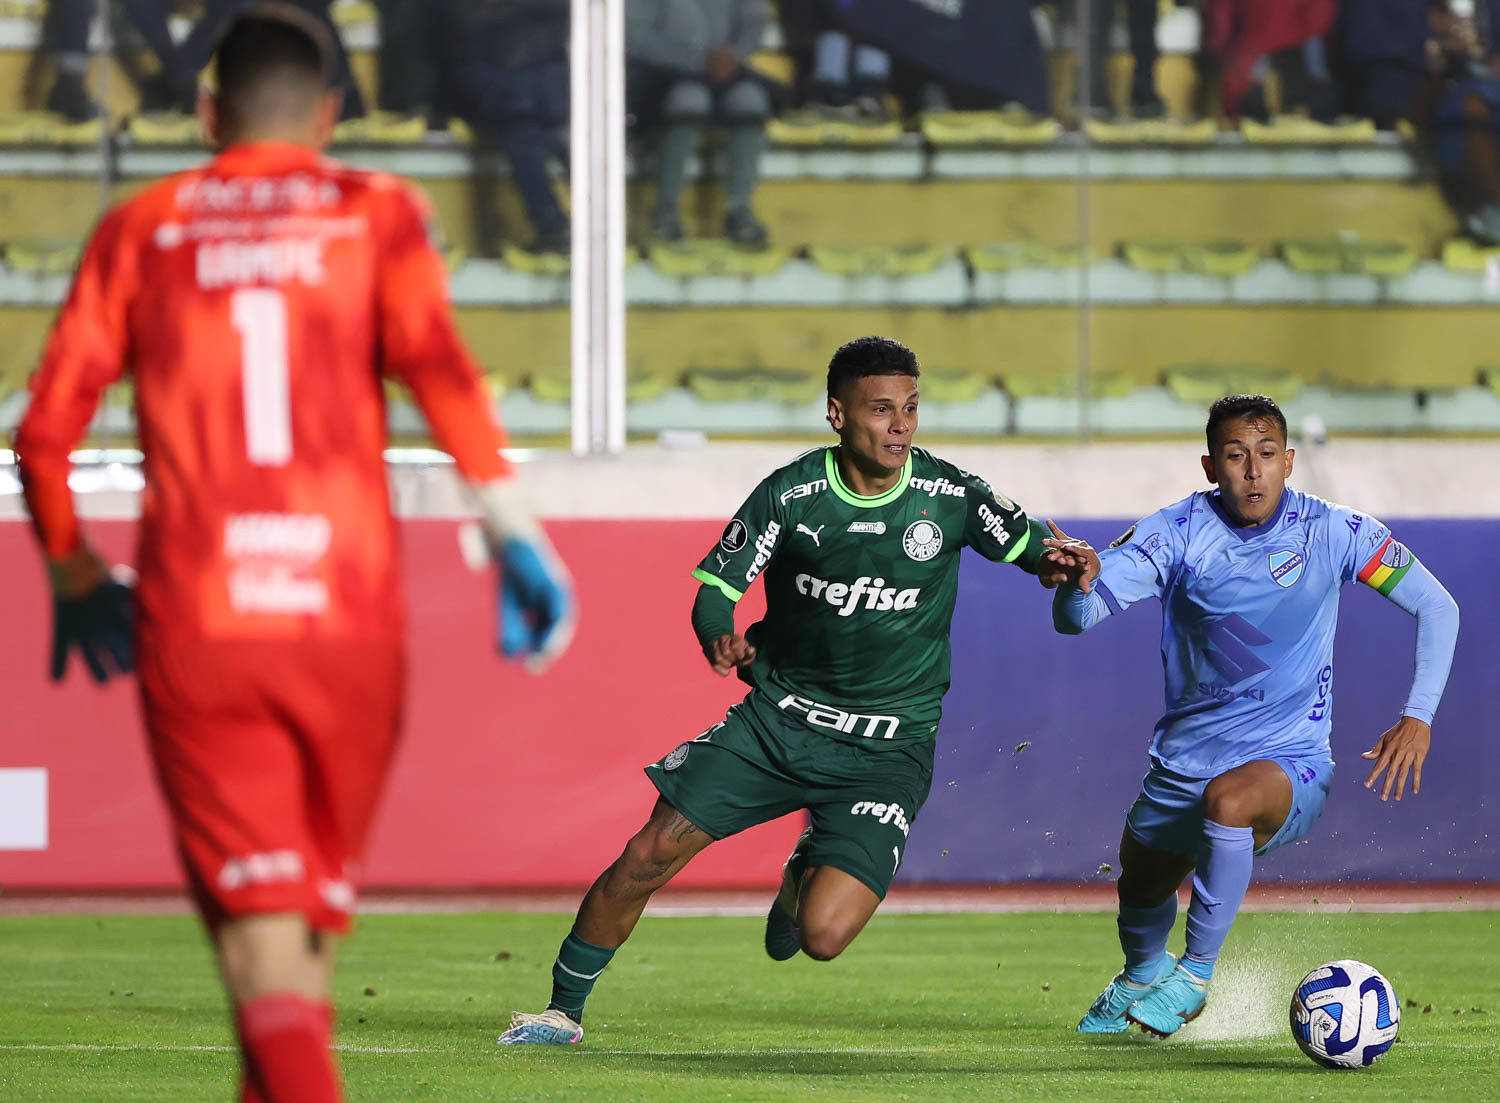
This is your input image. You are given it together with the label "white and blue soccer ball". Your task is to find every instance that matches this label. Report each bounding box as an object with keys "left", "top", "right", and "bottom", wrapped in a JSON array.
[{"left": 1289, "top": 960, "right": 1400, "bottom": 1069}]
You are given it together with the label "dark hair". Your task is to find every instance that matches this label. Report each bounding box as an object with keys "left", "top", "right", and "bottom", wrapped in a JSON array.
[
  {"left": 1206, "top": 394, "right": 1287, "bottom": 450},
  {"left": 215, "top": 4, "right": 334, "bottom": 132},
  {"left": 826, "top": 336, "right": 920, "bottom": 399}
]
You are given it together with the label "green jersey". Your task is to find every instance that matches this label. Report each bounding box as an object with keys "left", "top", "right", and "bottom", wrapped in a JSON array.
[{"left": 692, "top": 446, "right": 1038, "bottom": 751}]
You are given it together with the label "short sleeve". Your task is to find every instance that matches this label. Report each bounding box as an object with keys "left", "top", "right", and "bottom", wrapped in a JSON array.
[
  {"left": 1092, "top": 510, "right": 1184, "bottom": 615},
  {"left": 1323, "top": 503, "right": 1395, "bottom": 585},
  {"left": 959, "top": 471, "right": 1032, "bottom": 563},
  {"left": 691, "top": 475, "right": 787, "bottom": 602}
]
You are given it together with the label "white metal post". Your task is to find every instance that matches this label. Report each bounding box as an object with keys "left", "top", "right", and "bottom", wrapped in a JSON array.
[{"left": 570, "top": 0, "right": 627, "bottom": 455}]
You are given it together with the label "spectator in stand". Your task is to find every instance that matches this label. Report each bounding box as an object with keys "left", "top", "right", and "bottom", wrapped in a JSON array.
[
  {"left": 440, "top": 0, "right": 572, "bottom": 254},
  {"left": 627, "top": 0, "right": 773, "bottom": 247},
  {"left": 1206, "top": 0, "right": 1339, "bottom": 122},
  {"left": 778, "top": 1, "right": 893, "bottom": 124},
  {"left": 1074, "top": 0, "right": 1166, "bottom": 119},
  {"left": 1414, "top": 0, "right": 1500, "bottom": 243},
  {"left": 373, "top": 0, "right": 443, "bottom": 125},
  {"left": 1331, "top": 0, "right": 1431, "bottom": 129},
  {"left": 31, "top": 0, "right": 364, "bottom": 120}
]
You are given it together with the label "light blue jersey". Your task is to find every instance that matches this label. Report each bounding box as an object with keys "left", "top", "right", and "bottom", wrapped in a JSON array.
[{"left": 1088, "top": 488, "right": 1395, "bottom": 778}]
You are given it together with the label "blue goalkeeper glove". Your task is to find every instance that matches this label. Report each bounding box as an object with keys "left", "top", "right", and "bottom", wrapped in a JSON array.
[
  {"left": 496, "top": 537, "right": 574, "bottom": 671},
  {"left": 48, "top": 550, "right": 135, "bottom": 683}
]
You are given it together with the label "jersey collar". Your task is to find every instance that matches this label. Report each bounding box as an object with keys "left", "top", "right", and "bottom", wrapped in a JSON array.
[
  {"left": 1207, "top": 487, "right": 1290, "bottom": 540},
  {"left": 825, "top": 447, "right": 912, "bottom": 508},
  {"left": 210, "top": 141, "right": 328, "bottom": 174}
]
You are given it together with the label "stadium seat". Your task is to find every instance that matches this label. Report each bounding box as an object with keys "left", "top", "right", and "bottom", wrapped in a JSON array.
[
  {"left": 920, "top": 109, "right": 1061, "bottom": 147},
  {"left": 766, "top": 115, "right": 903, "bottom": 149},
  {"left": 1164, "top": 365, "right": 1305, "bottom": 405},
  {"left": 1440, "top": 239, "right": 1500, "bottom": 272},
  {"left": 127, "top": 112, "right": 204, "bottom": 146},
  {"left": 807, "top": 245, "right": 948, "bottom": 278},
  {"left": 332, "top": 112, "right": 429, "bottom": 145},
  {"left": 966, "top": 243, "right": 1086, "bottom": 271},
  {"left": 1083, "top": 117, "right": 1217, "bottom": 146},
  {"left": 1121, "top": 241, "right": 1258, "bottom": 277},
  {"left": 1282, "top": 239, "right": 1417, "bottom": 277},
  {"left": 684, "top": 366, "right": 821, "bottom": 403},
  {"left": 648, "top": 241, "right": 790, "bottom": 279},
  {"left": 4, "top": 238, "right": 81, "bottom": 276},
  {"left": 0, "top": 111, "right": 103, "bottom": 146},
  {"left": 1000, "top": 370, "right": 1137, "bottom": 399},
  {"left": 1240, "top": 116, "right": 1379, "bottom": 145}
]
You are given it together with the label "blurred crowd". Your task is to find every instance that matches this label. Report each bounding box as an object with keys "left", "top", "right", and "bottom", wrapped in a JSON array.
[{"left": 25, "top": 1, "right": 1500, "bottom": 248}]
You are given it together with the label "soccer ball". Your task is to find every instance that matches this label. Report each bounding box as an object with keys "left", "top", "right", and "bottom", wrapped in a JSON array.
[{"left": 1289, "top": 960, "right": 1400, "bottom": 1069}]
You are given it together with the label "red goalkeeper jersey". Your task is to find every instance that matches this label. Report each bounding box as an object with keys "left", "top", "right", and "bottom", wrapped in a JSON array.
[{"left": 14, "top": 141, "right": 510, "bottom": 640}]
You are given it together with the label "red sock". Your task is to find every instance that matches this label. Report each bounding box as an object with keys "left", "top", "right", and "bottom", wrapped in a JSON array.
[{"left": 235, "top": 993, "right": 343, "bottom": 1103}]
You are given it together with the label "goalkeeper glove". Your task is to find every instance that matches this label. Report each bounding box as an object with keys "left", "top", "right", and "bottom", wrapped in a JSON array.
[{"left": 47, "top": 547, "right": 135, "bottom": 683}]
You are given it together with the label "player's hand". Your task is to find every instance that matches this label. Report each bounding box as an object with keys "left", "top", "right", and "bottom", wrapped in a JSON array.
[
  {"left": 497, "top": 537, "right": 576, "bottom": 674},
  {"left": 1039, "top": 520, "right": 1100, "bottom": 593},
  {"left": 47, "top": 547, "right": 135, "bottom": 683},
  {"left": 1361, "top": 716, "right": 1431, "bottom": 802},
  {"left": 706, "top": 633, "right": 756, "bottom": 677}
]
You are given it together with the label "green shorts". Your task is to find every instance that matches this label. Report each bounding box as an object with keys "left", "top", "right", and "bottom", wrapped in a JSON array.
[{"left": 644, "top": 691, "right": 935, "bottom": 899}]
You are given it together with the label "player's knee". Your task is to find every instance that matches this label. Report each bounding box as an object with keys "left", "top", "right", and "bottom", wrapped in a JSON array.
[
  {"left": 1202, "top": 778, "right": 1257, "bottom": 828},
  {"left": 721, "top": 79, "right": 771, "bottom": 122},
  {"left": 661, "top": 79, "right": 712, "bottom": 121},
  {"left": 799, "top": 921, "right": 856, "bottom": 962}
]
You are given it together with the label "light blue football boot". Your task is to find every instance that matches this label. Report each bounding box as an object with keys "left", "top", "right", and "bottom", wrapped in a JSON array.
[
  {"left": 1076, "top": 953, "right": 1178, "bottom": 1034},
  {"left": 1126, "top": 963, "right": 1209, "bottom": 1037},
  {"left": 497, "top": 1008, "right": 584, "bottom": 1045}
]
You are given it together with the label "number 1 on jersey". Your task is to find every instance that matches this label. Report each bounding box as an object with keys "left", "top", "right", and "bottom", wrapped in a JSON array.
[{"left": 231, "top": 287, "right": 292, "bottom": 466}]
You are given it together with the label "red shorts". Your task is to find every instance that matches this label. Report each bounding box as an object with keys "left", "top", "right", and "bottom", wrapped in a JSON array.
[{"left": 138, "top": 636, "right": 405, "bottom": 934}]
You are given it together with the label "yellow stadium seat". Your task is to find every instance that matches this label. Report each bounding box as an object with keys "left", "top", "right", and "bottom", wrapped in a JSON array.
[
  {"left": 807, "top": 244, "right": 947, "bottom": 277},
  {"left": 501, "top": 242, "right": 570, "bottom": 276},
  {"left": 0, "top": 111, "right": 105, "bottom": 146},
  {"left": 5, "top": 238, "right": 82, "bottom": 276},
  {"left": 766, "top": 114, "right": 903, "bottom": 148},
  {"left": 966, "top": 242, "right": 1086, "bottom": 271},
  {"left": 648, "top": 240, "right": 789, "bottom": 278},
  {"left": 330, "top": 0, "right": 378, "bottom": 26},
  {"left": 1440, "top": 239, "right": 1500, "bottom": 272},
  {"left": 1083, "top": 117, "right": 1217, "bottom": 145},
  {"left": 1164, "top": 365, "right": 1304, "bottom": 405},
  {"left": 1001, "top": 371, "right": 1137, "bottom": 399},
  {"left": 1121, "top": 241, "right": 1258, "bottom": 276},
  {"left": 128, "top": 112, "right": 204, "bottom": 146},
  {"left": 684, "top": 367, "right": 821, "bottom": 403},
  {"left": 332, "top": 112, "right": 430, "bottom": 145},
  {"left": 1241, "top": 116, "right": 1379, "bottom": 145},
  {"left": 921, "top": 109, "right": 1061, "bottom": 147},
  {"left": 1282, "top": 238, "right": 1417, "bottom": 276},
  {"left": 917, "top": 370, "right": 991, "bottom": 403}
]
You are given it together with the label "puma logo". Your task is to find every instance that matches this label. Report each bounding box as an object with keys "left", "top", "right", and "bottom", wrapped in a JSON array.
[
  {"left": 797, "top": 523, "right": 826, "bottom": 547},
  {"left": 716, "top": 553, "right": 729, "bottom": 569}
]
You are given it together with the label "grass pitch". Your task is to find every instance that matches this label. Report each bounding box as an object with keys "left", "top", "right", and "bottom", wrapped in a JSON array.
[{"left": 1, "top": 910, "right": 1496, "bottom": 1101}]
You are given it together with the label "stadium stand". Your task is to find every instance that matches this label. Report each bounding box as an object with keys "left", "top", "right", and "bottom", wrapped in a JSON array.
[{"left": 1, "top": 0, "right": 1499, "bottom": 438}]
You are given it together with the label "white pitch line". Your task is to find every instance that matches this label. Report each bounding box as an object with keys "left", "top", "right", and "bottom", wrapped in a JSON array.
[{"left": 0, "top": 1040, "right": 1460, "bottom": 1057}]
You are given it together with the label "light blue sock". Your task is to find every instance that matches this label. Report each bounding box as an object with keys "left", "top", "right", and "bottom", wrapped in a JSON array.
[
  {"left": 1183, "top": 819, "right": 1255, "bottom": 981},
  {"left": 1118, "top": 896, "right": 1177, "bottom": 985}
]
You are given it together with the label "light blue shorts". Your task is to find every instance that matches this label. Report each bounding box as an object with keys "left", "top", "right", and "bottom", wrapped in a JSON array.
[{"left": 1124, "top": 755, "right": 1335, "bottom": 861}]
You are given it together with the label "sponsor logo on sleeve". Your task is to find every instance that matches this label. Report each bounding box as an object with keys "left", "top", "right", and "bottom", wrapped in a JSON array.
[
  {"left": 1269, "top": 549, "right": 1305, "bottom": 588},
  {"left": 974, "top": 504, "right": 1012, "bottom": 547},
  {"left": 743, "top": 521, "right": 782, "bottom": 584},
  {"left": 720, "top": 518, "right": 748, "bottom": 553},
  {"left": 902, "top": 519, "right": 944, "bottom": 561},
  {"left": 1134, "top": 533, "right": 1166, "bottom": 562}
]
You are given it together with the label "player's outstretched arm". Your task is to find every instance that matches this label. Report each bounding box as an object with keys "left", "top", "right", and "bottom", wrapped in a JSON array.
[
  {"left": 469, "top": 481, "right": 576, "bottom": 674},
  {"left": 1039, "top": 519, "right": 1100, "bottom": 592},
  {"left": 691, "top": 583, "right": 756, "bottom": 677},
  {"left": 1359, "top": 556, "right": 1459, "bottom": 802},
  {"left": 14, "top": 208, "right": 136, "bottom": 682}
]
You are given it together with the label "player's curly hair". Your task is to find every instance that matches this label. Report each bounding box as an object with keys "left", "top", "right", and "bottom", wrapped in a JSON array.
[
  {"left": 826, "top": 336, "right": 921, "bottom": 399},
  {"left": 1206, "top": 394, "right": 1287, "bottom": 450}
]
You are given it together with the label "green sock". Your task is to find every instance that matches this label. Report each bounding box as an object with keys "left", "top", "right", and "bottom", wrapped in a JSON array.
[{"left": 547, "top": 930, "right": 616, "bottom": 1022}]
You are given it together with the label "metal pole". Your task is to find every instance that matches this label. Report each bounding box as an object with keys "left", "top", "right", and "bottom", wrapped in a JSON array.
[
  {"left": 569, "top": 0, "right": 626, "bottom": 456},
  {"left": 1075, "top": 0, "right": 1094, "bottom": 444}
]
